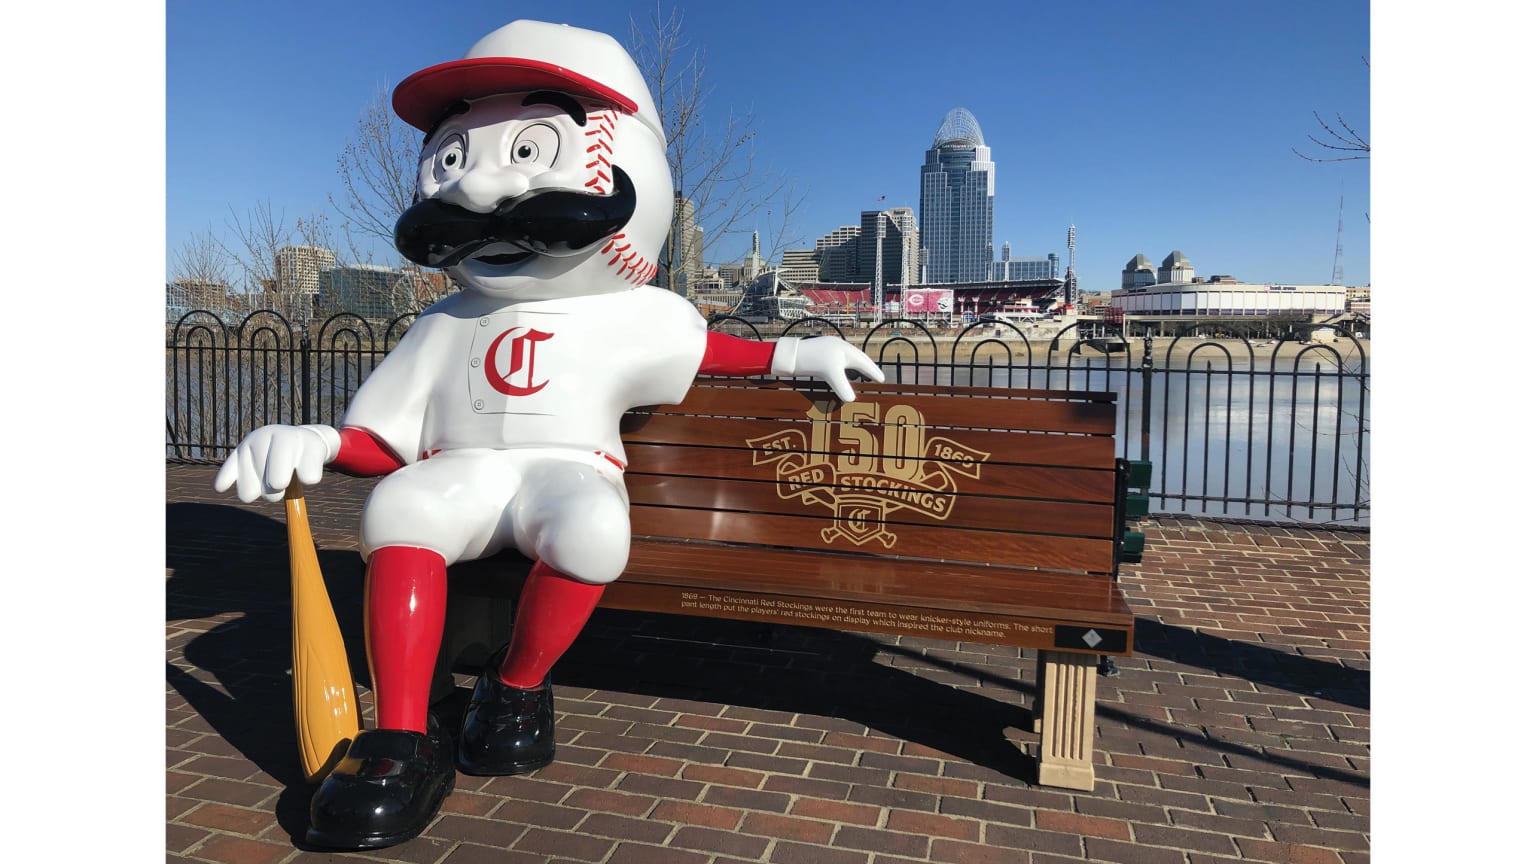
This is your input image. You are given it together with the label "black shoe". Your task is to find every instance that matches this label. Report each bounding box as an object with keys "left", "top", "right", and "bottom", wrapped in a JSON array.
[
  {"left": 457, "top": 649, "right": 556, "bottom": 776},
  {"left": 305, "top": 718, "right": 456, "bottom": 851}
]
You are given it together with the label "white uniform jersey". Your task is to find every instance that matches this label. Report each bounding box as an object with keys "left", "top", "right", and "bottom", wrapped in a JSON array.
[{"left": 342, "top": 285, "right": 708, "bottom": 466}]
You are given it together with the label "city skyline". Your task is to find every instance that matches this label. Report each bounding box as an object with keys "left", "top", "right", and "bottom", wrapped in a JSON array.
[{"left": 166, "top": 1, "right": 1372, "bottom": 294}]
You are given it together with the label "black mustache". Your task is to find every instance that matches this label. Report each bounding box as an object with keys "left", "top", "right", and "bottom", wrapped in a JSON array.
[{"left": 394, "top": 164, "right": 636, "bottom": 269}]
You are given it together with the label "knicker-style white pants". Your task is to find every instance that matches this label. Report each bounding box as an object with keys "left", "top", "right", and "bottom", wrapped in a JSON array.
[{"left": 359, "top": 447, "right": 631, "bottom": 585}]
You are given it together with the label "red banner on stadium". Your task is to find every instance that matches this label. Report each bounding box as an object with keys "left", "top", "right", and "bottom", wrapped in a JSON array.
[{"left": 902, "top": 289, "right": 953, "bottom": 315}]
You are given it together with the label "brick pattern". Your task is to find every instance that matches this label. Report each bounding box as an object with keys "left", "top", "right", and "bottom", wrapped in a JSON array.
[{"left": 167, "top": 465, "right": 1369, "bottom": 862}]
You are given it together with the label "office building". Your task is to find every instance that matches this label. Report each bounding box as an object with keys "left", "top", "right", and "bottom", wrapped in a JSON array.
[
  {"left": 275, "top": 245, "right": 337, "bottom": 296},
  {"left": 1124, "top": 250, "right": 1195, "bottom": 289},
  {"left": 317, "top": 264, "right": 400, "bottom": 318},
  {"left": 315, "top": 264, "right": 449, "bottom": 319},
  {"left": 992, "top": 244, "right": 1059, "bottom": 282},
  {"left": 778, "top": 248, "right": 820, "bottom": 285},
  {"left": 1158, "top": 250, "right": 1194, "bottom": 284},
  {"left": 919, "top": 107, "right": 995, "bottom": 284},
  {"left": 662, "top": 195, "right": 706, "bottom": 296},
  {"left": 857, "top": 207, "right": 920, "bottom": 289},
  {"left": 166, "top": 278, "right": 232, "bottom": 315},
  {"left": 1122, "top": 254, "right": 1158, "bottom": 290},
  {"left": 814, "top": 225, "right": 861, "bottom": 283}
]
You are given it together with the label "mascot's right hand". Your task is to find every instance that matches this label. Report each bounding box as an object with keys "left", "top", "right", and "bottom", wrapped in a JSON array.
[{"left": 214, "top": 424, "right": 342, "bottom": 503}]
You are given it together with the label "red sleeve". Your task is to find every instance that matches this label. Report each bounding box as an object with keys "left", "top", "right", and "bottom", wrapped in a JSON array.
[
  {"left": 331, "top": 426, "right": 407, "bottom": 476},
  {"left": 699, "top": 331, "right": 775, "bottom": 376}
]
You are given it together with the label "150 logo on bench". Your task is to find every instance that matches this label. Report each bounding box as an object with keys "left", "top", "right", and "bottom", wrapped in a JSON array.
[{"left": 747, "top": 400, "right": 991, "bottom": 548}]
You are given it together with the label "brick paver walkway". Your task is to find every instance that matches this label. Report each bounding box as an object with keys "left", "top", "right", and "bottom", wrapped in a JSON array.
[{"left": 167, "top": 463, "right": 1369, "bottom": 863}]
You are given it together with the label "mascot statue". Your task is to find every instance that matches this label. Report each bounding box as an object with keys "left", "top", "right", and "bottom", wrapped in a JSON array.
[{"left": 215, "top": 19, "right": 883, "bottom": 851}]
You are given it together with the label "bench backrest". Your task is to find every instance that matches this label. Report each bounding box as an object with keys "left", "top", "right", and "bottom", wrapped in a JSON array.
[{"left": 621, "top": 378, "right": 1123, "bottom": 577}]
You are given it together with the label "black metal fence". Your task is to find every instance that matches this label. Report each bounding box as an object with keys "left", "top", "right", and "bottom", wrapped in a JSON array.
[{"left": 167, "top": 309, "right": 1369, "bottom": 526}]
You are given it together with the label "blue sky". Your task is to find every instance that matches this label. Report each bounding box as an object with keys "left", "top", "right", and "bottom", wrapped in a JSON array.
[{"left": 166, "top": 0, "right": 1371, "bottom": 290}]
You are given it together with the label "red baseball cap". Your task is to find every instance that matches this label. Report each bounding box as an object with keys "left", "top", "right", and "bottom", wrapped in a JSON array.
[{"left": 392, "top": 20, "right": 658, "bottom": 138}]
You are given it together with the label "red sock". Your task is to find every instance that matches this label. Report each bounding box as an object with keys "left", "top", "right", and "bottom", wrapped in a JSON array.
[
  {"left": 364, "top": 545, "right": 447, "bottom": 733},
  {"left": 497, "top": 560, "right": 605, "bottom": 688}
]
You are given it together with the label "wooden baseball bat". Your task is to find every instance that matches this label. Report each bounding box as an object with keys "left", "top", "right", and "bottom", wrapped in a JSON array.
[{"left": 284, "top": 481, "right": 360, "bottom": 783}]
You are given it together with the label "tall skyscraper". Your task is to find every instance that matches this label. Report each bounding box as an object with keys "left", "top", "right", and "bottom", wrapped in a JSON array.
[
  {"left": 919, "top": 108, "right": 994, "bottom": 284},
  {"left": 662, "top": 195, "right": 706, "bottom": 296},
  {"left": 857, "top": 208, "right": 920, "bottom": 289}
]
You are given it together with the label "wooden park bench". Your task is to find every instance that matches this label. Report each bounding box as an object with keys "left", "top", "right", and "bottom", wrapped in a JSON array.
[{"left": 438, "top": 378, "right": 1148, "bottom": 790}]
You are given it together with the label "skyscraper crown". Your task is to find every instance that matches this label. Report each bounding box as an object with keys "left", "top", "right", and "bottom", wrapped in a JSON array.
[{"left": 932, "top": 107, "right": 985, "bottom": 149}]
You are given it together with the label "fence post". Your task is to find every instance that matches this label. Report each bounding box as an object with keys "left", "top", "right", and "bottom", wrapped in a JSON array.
[
  {"left": 1140, "top": 333, "right": 1154, "bottom": 462},
  {"left": 300, "top": 333, "right": 312, "bottom": 426}
]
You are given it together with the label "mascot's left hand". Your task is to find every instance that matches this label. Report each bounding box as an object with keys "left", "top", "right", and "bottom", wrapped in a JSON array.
[{"left": 770, "top": 336, "right": 886, "bottom": 402}]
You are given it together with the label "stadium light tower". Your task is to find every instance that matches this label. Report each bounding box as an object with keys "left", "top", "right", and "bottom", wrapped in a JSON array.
[
  {"left": 1066, "top": 224, "right": 1078, "bottom": 309},
  {"left": 1331, "top": 196, "right": 1345, "bottom": 285}
]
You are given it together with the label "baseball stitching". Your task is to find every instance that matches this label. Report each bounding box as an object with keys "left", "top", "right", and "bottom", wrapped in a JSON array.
[
  {"left": 584, "top": 110, "right": 616, "bottom": 195},
  {"left": 588, "top": 109, "right": 656, "bottom": 285}
]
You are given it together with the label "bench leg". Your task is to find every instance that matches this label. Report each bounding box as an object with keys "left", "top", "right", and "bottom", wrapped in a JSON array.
[
  {"left": 1035, "top": 650, "right": 1098, "bottom": 791},
  {"left": 1032, "top": 655, "right": 1045, "bottom": 734}
]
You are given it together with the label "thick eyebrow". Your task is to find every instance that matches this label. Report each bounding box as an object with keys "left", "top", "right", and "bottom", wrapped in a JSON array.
[
  {"left": 422, "top": 100, "right": 471, "bottom": 145},
  {"left": 522, "top": 91, "right": 587, "bottom": 126}
]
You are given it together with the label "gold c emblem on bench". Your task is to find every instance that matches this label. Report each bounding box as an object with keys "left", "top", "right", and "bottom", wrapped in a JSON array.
[{"left": 747, "top": 400, "right": 991, "bottom": 548}]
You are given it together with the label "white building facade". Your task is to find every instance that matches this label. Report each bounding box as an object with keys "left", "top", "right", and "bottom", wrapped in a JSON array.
[{"left": 1111, "top": 281, "right": 1347, "bottom": 317}]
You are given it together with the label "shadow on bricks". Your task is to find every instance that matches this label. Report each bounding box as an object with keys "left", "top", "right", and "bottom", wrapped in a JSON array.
[
  {"left": 1133, "top": 617, "right": 1369, "bottom": 710},
  {"left": 546, "top": 608, "right": 1042, "bottom": 781},
  {"left": 166, "top": 501, "right": 374, "bottom": 844}
]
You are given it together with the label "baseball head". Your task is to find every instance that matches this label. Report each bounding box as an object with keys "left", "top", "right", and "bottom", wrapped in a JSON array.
[{"left": 391, "top": 20, "right": 672, "bottom": 300}]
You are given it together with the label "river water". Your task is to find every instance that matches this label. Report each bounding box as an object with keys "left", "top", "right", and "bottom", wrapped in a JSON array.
[{"left": 872, "top": 345, "right": 1370, "bottom": 527}]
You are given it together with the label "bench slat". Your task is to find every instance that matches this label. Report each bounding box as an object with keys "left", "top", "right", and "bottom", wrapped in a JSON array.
[
  {"left": 625, "top": 541, "right": 1133, "bottom": 615},
  {"left": 623, "top": 474, "right": 1115, "bottom": 537},
  {"left": 621, "top": 415, "right": 1118, "bottom": 471},
  {"left": 628, "top": 506, "right": 1116, "bottom": 574},
  {"left": 637, "top": 381, "right": 1118, "bottom": 436},
  {"left": 608, "top": 540, "right": 1134, "bottom": 654},
  {"left": 449, "top": 545, "right": 1132, "bottom": 620},
  {"left": 625, "top": 446, "right": 1117, "bottom": 504}
]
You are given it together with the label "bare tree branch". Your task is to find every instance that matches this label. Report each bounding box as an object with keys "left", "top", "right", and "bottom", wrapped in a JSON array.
[
  {"left": 220, "top": 200, "right": 333, "bottom": 323},
  {"left": 167, "top": 227, "right": 236, "bottom": 319},
  {"left": 170, "top": 227, "right": 234, "bottom": 288},
  {"left": 330, "top": 86, "right": 420, "bottom": 264},
  {"left": 222, "top": 199, "right": 286, "bottom": 293},
  {"left": 630, "top": 4, "right": 805, "bottom": 295},
  {"left": 1293, "top": 110, "right": 1371, "bottom": 162},
  {"left": 1294, "top": 56, "right": 1370, "bottom": 163}
]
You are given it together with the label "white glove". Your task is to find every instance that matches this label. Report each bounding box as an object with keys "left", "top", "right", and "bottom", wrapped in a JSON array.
[
  {"left": 213, "top": 424, "right": 342, "bottom": 504},
  {"left": 770, "top": 336, "right": 886, "bottom": 402}
]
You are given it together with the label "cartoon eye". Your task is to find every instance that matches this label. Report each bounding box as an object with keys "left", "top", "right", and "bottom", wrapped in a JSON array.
[
  {"left": 510, "top": 123, "right": 559, "bottom": 167},
  {"left": 433, "top": 133, "right": 467, "bottom": 179}
]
